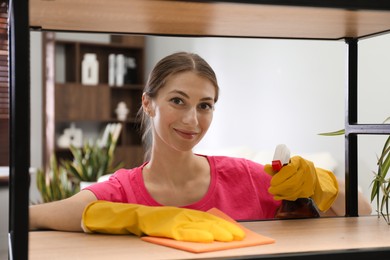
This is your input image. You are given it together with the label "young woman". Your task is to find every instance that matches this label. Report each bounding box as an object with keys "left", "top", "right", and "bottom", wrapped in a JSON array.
[{"left": 29, "top": 52, "right": 369, "bottom": 242}]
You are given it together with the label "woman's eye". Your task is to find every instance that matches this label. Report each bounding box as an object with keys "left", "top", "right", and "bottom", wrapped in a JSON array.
[
  {"left": 199, "top": 102, "right": 213, "bottom": 111},
  {"left": 170, "top": 97, "right": 184, "bottom": 105}
]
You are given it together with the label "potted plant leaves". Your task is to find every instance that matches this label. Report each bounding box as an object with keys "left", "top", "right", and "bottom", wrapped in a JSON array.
[
  {"left": 371, "top": 134, "right": 390, "bottom": 223},
  {"left": 62, "top": 123, "right": 123, "bottom": 189},
  {"left": 36, "top": 155, "right": 79, "bottom": 203}
]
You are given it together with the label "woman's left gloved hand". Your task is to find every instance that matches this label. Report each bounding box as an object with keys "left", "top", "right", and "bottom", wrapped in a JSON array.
[
  {"left": 82, "top": 201, "right": 245, "bottom": 243},
  {"left": 264, "top": 156, "right": 339, "bottom": 212}
]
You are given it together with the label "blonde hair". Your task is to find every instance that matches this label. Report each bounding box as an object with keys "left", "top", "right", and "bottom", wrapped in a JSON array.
[{"left": 138, "top": 52, "right": 219, "bottom": 160}]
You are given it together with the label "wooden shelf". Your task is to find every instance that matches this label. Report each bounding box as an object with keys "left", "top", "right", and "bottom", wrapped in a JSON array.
[
  {"left": 10, "top": 0, "right": 390, "bottom": 258},
  {"left": 29, "top": 216, "right": 390, "bottom": 259},
  {"left": 30, "top": 0, "right": 390, "bottom": 40},
  {"left": 43, "top": 33, "right": 146, "bottom": 169}
]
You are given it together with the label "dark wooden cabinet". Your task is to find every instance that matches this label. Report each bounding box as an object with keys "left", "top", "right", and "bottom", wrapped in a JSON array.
[
  {"left": 43, "top": 32, "right": 145, "bottom": 169},
  {"left": 54, "top": 84, "right": 111, "bottom": 121}
]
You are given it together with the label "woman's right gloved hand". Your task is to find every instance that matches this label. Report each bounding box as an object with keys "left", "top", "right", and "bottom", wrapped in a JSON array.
[
  {"left": 82, "top": 201, "right": 245, "bottom": 243},
  {"left": 264, "top": 156, "right": 339, "bottom": 212}
]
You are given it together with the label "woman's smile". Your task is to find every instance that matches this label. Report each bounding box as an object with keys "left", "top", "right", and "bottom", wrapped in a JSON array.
[{"left": 174, "top": 128, "right": 199, "bottom": 140}]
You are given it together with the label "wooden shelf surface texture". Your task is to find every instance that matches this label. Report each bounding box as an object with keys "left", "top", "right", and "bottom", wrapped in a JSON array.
[
  {"left": 29, "top": 216, "right": 390, "bottom": 260},
  {"left": 30, "top": 0, "right": 390, "bottom": 40}
]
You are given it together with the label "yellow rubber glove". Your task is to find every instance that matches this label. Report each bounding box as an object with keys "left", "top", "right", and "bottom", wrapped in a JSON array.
[
  {"left": 264, "top": 156, "right": 339, "bottom": 212},
  {"left": 82, "top": 201, "right": 245, "bottom": 243}
]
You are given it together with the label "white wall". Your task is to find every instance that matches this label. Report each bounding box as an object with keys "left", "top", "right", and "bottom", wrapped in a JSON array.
[
  {"left": 357, "top": 35, "right": 390, "bottom": 209},
  {"left": 0, "top": 187, "right": 9, "bottom": 259},
  {"left": 146, "top": 37, "right": 345, "bottom": 157}
]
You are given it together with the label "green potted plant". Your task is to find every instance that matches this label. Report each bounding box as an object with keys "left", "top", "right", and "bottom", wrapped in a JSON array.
[
  {"left": 320, "top": 117, "right": 390, "bottom": 224},
  {"left": 62, "top": 123, "right": 123, "bottom": 189},
  {"left": 35, "top": 123, "right": 124, "bottom": 202},
  {"left": 36, "top": 155, "right": 79, "bottom": 203}
]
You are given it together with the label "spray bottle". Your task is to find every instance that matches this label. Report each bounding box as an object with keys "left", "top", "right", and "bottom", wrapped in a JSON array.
[{"left": 272, "top": 144, "right": 320, "bottom": 219}]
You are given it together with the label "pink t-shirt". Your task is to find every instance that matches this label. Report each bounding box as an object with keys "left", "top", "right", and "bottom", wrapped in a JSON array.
[{"left": 85, "top": 155, "right": 280, "bottom": 221}]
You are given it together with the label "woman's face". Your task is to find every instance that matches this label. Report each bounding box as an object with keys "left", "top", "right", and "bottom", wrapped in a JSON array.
[{"left": 145, "top": 71, "right": 216, "bottom": 153}]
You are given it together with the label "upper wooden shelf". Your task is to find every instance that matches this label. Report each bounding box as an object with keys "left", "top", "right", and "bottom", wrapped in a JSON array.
[{"left": 29, "top": 0, "right": 390, "bottom": 40}]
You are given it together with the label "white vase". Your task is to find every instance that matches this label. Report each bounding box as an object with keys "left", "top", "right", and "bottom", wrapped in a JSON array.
[
  {"left": 57, "top": 123, "right": 83, "bottom": 148},
  {"left": 115, "top": 54, "right": 125, "bottom": 86},
  {"left": 108, "top": 53, "right": 116, "bottom": 86},
  {"left": 115, "top": 101, "right": 129, "bottom": 121},
  {"left": 82, "top": 53, "right": 99, "bottom": 85}
]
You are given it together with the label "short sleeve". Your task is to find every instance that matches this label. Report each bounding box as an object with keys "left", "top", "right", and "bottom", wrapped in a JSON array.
[{"left": 85, "top": 168, "right": 138, "bottom": 203}]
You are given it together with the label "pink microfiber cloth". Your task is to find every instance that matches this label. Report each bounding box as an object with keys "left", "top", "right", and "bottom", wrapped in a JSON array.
[{"left": 141, "top": 208, "right": 275, "bottom": 253}]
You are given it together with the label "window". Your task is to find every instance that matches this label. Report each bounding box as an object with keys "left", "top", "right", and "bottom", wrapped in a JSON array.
[{"left": 0, "top": 0, "right": 8, "bottom": 166}]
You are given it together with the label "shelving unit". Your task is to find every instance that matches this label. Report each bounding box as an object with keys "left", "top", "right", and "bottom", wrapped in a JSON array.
[
  {"left": 8, "top": 0, "right": 390, "bottom": 259},
  {"left": 43, "top": 33, "right": 145, "bottom": 169}
]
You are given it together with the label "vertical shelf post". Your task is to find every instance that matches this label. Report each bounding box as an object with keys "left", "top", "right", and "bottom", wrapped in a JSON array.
[
  {"left": 345, "top": 38, "right": 359, "bottom": 217},
  {"left": 9, "top": 0, "right": 30, "bottom": 258}
]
